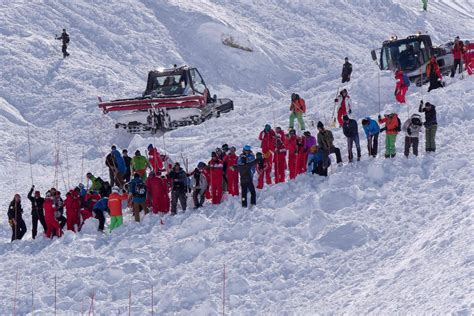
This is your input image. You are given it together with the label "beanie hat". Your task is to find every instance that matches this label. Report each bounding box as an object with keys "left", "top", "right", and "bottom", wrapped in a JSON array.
[
  {"left": 148, "top": 144, "right": 153, "bottom": 150},
  {"left": 135, "top": 150, "right": 141, "bottom": 156},
  {"left": 343, "top": 115, "right": 349, "bottom": 121},
  {"left": 317, "top": 121, "right": 324, "bottom": 129}
]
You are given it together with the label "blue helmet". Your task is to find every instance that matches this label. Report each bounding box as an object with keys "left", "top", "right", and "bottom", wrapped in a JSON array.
[{"left": 243, "top": 145, "right": 251, "bottom": 151}]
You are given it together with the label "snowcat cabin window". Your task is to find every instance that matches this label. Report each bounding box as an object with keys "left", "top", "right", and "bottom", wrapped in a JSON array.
[
  {"left": 190, "top": 68, "right": 206, "bottom": 94},
  {"left": 151, "top": 74, "right": 185, "bottom": 96}
]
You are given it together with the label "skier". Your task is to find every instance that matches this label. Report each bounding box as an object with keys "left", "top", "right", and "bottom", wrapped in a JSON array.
[
  {"left": 44, "top": 191, "right": 62, "bottom": 238},
  {"left": 8, "top": 194, "right": 27, "bottom": 241},
  {"left": 64, "top": 188, "right": 81, "bottom": 232},
  {"left": 286, "top": 129, "right": 299, "bottom": 179},
  {"left": 223, "top": 146, "right": 239, "bottom": 196},
  {"left": 92, "top": 196, "right": 109, "bottom": 232},
  {"left": 231, "top": 154, "right": 260, "bottom": 208},
  {"left": 335, "top": 89, "right": 352, "bottom": 127},
  {"left": 451, "top": 36, "right": 465, "bottom": 77},
  {"left": 361, "top": 117, "right": 380, "bottom": 157},
  {"left": 169, "top": 163, "right": 188, "bottom": 215},
  {"left": 402, "top": 114, "right": 423, "bottom": 157},
  {"left": 146, "top": 171, "right": 170, "bottom": 214},
  {"left": 378, "top": 113, "right": 401, "bottom": 158},
  {"left": 55, "top": 28, "right": 70, "bottom": 58},
  {"left": 147, "top": 144, "right": 164, "bottom": 173},
  {"left": 108, "top": 187, "right": 128, "bottom": 232},
  {"left": 256, "top": 152, "right": 271, "bottom": 189},
  {"left": 341, "top": 57, "right": 352, "bottom": 83},
  {"left": 289, "top": 93, "right": 306, "bottom": 130},
  {"left": 122, "top": 149, "right": 132, "bottom": 183},
  {"left": 316, "top": 122, "right": 343, "bottom": 165},
  {"left": 342, "top": 115, "right": 361, "bottom": 162},
  {"left": 128, "top": 173, "right": 148, "bottom": 222},
  {"left": 131, "top": 150, "right": 149, "bottom": 181},
  {"left": 191, "top": 164, "right": 208, "bottom": 209},
  {"left": 27, "top": 186, "right": 47, "bottom": 239},
  {"left": 208, "top": 152, "right": 224, "bottom": 204},
  {"left": 258, "top": 124, "right": 276, "bottom": 184},
  {"left": 274, "top": 137, "right": 287, "bottom": 184},
  {"left": 426, "top": 57, "right": 443, "bottom": 92},
  {"left": 394, "top": 69, "right": 409, "bottom": 103},
  {"left": 422, "top": 0, "right": 428, "bottom": 11},
  {"left": 419, "top": 101, "right": 438, "bottom": 152}
]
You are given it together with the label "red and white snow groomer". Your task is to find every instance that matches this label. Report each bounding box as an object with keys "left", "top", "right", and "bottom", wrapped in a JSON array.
[{"left": 98, "top": 65, "right": 233, "bottom": 133}]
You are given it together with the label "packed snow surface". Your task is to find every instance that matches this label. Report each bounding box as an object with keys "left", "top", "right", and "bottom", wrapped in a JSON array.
[{"left": 0, "top": 0, "right": 473, "bottom": 314}]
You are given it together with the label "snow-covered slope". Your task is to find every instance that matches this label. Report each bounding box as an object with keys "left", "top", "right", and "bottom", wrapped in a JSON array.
[{"left": 0, "top": 0, "right": 473, "bottom": 314}]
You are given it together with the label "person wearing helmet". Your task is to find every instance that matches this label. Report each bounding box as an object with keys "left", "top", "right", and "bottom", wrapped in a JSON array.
[
  {"left": 55, "top": 28, "right": 70, "bottom": 58},
  {"left": 108, "top": 187, "right": 128, "bottom": 232}
]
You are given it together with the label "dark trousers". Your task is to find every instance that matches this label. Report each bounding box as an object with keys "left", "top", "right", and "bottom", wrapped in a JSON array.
[
  {"left": 11, "top": 219, "right": 27, "bottom": 241},
  {"left": 95, "top": 211, "right": 106, "bottom": 231},
  {"left": 192, "top": 189, "right": 205, "bottom": 208},
  {"left": 241, "top": 183, "right": 256, "bottom": 207},
  {"left": 62, "top": 44, "right": 69, "bottom": 58},
  {"left": 109, "top": 169, "right": 116, "bottom": 187},
  {"left": 171, "top": 191, "right": 187, "bottom": 214},
  {"left": 346, "top": 135, "right": 361, "bottom": 161},
  {"left": 328, "top": 146, "right": 342, "bottom": 164},
  {"left": 32, "top": 212, "right": 47, "bottom": 239},
  {"left": 317, "top": 162, "right": 328, "bottom": 176},
  {"left": 450, "top": 59, "right": 462, "bottom": 77},
  {"left": 367, "top": 133, "right": 379, "bottom": 157},
  {"left": 341, "top": 76, "right": 350, "bottom": 83},
  {"left": 124, "top": 171, "right": 131, "bottom": 183},
  {"left": 404, "top": 136, "right": 419, "bottom": 157}
]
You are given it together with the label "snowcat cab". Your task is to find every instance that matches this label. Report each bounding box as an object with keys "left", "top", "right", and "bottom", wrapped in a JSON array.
[
  {"left": 371, "top": 34, "right": 454, "bottom": 86},
  {"left": 98, "top": 65, "right": 233, "bottom": 134}
]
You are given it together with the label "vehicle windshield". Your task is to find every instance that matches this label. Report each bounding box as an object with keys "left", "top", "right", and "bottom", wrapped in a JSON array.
[
  {"left": 151, "top": 73, "right": 188, "bottom": 97},
  {"left": 381, "top": 38, "right": 426, "bottom": 71}
]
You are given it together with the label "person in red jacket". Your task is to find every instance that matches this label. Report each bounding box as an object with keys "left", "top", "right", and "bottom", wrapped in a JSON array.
[
  {"left": 146, "top": 171, "right": 170, "bottom": 214},
  {"left": 208, "top": 152, "right": 224, "bottom": 204},
  {"left": 464, "top": 41, "right": 474, "bottom": 75},
  {"left": 274, "top": 137, "right": 287, "bottom": 183},
  {"left": 258, "top": 124, "right": 276, "bottom": 185},
  {"left": 275, "top": 127, "right": 286, "bottom": 143},
  {"left": 451, "top": 36, "right": 465, "bottom": 77},
  {"left": 426, "top": 56, "right": 443, "bottom": 92},
  {"left": 296, "top": 135, "right": 306, "bottom": 174},
  {"left": 394, "top": 70, "right": 409, "bottom": 103},
  {"left": 64, "top": 188, "right": 81, "bottom": 232},
  {"left": 148, "top": 144, "right": 163, "bottom": 173},
  {"left": 256, "top": 152, "right": 270, "bottom": 189},
  {"left": 44, "top": 192, "right": 62, "bottom": 238},
  {"left": 223, "top": 146, "right": 239, "bottom": 196},
  {"left": 286, "top": 129, "right": 299, "bottom": 179},
  {"left": 335, "top": 89, "right": 352, "bottom": 127}
]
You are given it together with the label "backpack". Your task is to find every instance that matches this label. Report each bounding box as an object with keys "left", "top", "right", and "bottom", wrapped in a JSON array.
[
  {"left": 134, "top": 182, "right": 147, "bottom": 198},
  {"left": 402, "top": 73, "right": 411, "bottom": 87}
]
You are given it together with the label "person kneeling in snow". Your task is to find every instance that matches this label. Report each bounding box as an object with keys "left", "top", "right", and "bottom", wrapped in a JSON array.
[
  {"left": 307, "top": 145, "right": 331, "bottom": 176},
  {"left": 231, "top": 154, "right": 259, "bottom": 208},
  {"left": 108, "top": 187, "right": 128, "bottom": 232},
  {"left": 402, "top": 114, "right": 423, "bottom": 157},
  {"left": 92, "top": 196, "right": 109, "bottom": 232}
]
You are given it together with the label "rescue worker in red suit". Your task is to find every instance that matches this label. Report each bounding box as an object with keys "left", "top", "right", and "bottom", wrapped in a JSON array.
[
  {"left": 394, "top": 70, "right": 408, "bottom": 103},
  {"left": 44, "top": 191, "right": 62, "bottom": 238},
  {"left": 335, "top": 89, "right": 352, "bottom": 127},
  {"left": 426, "top": 56, "right": 443, "bottom": 92},
  {"left": 464, "top": 42, "right": 474, "bottom": 75},
  {"left": 148, "top": 144, "right": 163, "bottom": 173},
  {"left": 286, "top": 129, "right": 299, "bottom": 179},
  {"left": 223, "top": 146, "right": 239, "bottom": 196},
  {"left": 80, "top": 190, "right": 100, "bottom": 229},
  {"left": 275, "top": 127, "right": 286, "bottom": 143},
  {"left": 296, "top": 135, "right": 306, "bottom": 174},
  {"left": 258, "top": 124, "right": 276, "bottom": 184},
  {"left": 256, "top": 152, "right": 271, "bottom": 189},
  {"left": 146, "top": 171, "right": 170, "bottom": 214},
  {"left": 64, "top": 188, "right": 81, "bottom": 232},
  {"left": 208, "top": 152, "right": 224, "bottom": 204},
  {"left": 451, "top": 36, "right": 465, "bottom": 77},
  {"left": 274, "top": 137, "right": 287, "bottom": 184}
]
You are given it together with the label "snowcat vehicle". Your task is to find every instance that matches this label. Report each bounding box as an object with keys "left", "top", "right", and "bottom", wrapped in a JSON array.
[
  {"left": 371, "top": 34, "right": 455, "bottom": 86},
  {"left": 98, "top": 65, "right": 233, "bottom": 133}
]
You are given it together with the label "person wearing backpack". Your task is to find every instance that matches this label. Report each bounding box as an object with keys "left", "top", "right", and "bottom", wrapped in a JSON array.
[
  {"left": 402, "top": 114, "right": 423, "bottom": 157},
  {"left": 378, "top": 113, "right": 401, "bottom": 158},
  {"left": 394, "top": 69, "right": 410, "bottom": 103},
  {"left": 419, "top": 101, "right": 438, "bottom": 152},
  {"left": 128, "top": 173, "right": 149, "bottom": 222},
  {"left": 289, "top": 93, "right": 306, "bottom": 130},
  {"left": 55, "top": 28, "right": 70, "bottom": 58}
]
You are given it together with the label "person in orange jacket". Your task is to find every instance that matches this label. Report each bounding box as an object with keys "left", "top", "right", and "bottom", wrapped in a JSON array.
[
  {"left": 223, "top": 146, "right": 239, "bottom": 196},
  {"left": 146, "top": 171, "right": 170, "bottom": 214},
  {"left": 44, "top": 191, "right": 62, "bottom": 238},
  {"left": 108, "top": 187, "right": 128, "bottom": 232},
  {"left": 147, "top": 144, "right": 164, "bottom": 173},
  {"left": 289, "top": 93, "right": 306, "bottom": 130},
  {"left": 394, "top": 70, "right": 409, "bottom": 103},
  {"left": 208, "top": 152, "right": 224, "bottom": 204},
  {"left": 378, "top": 113, "right": 401, "bottom": 158},
  {"left": 426, "top": 57, "right": 443, "bottom": 92},
  {"left": 64, "top": 188, "right": 81, "bottom": 232},
  {"left": 286, "top": 129, "right": 299, "bottom": 179},
  {"left": 274, "top": 137, "right": 287, "bottom": 183}
]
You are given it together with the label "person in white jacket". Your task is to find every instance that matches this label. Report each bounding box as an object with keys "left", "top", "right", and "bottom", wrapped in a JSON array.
[{"left": 402, "top": 114, "right": 423, "bottom": 157}]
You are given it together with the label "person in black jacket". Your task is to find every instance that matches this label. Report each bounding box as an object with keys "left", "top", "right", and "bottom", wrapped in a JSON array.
[
  {"left": 232, "top": 154, "right": 259, "bottom": 207},
  {"left": 55, "top": 29, "right": 70, "bottom": 58},
  {"left": 27, "top": 185, "right": 47, "bottom": 239},
  {"left": 419, "top": 100, "right": 438, "bottom": 152},
  {"left": 122, "top": 149, "right": 132, "bottom": 183},
  {"left": 8, "top": 194, "right": 27, "bottom": 241},
  {"left": 342, "top": 115, "right": 361, "bottom": 162},
  {"left": 341, "top": 57, "right": 352, "bottom": 83},
  {"left": 169, "top": 163, "right": 188, "bottom": 215}
]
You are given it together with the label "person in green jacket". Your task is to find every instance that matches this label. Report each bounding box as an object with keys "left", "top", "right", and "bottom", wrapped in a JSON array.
[
  {"left": 86, "top": 172, "right": 103, "bottom": 192},
  {"left": 422, "top": 0, "right": 428, "bottom": 11},
  {"left": 131, "top": 150, "right": 150, "bottom": 181}
]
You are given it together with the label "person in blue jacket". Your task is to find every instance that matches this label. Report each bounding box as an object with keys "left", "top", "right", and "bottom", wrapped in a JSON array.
[
  {"left": 238, "top": 145, "right": 256, "bottom": 174},
  {"left": 92, "top": 197, "right": 109, "bottom": 232},
  {"left": 128, "top": 173, "right": 148, "bottom": 222},
  {"left": 362, "top": 117, "right": 380, "bottom": 157},
  {"left": 106, "top": 145, "right": 127, "bottom": 188},
  {"left": 307, "top": 146, "right": 331, "bottom": 176}
]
